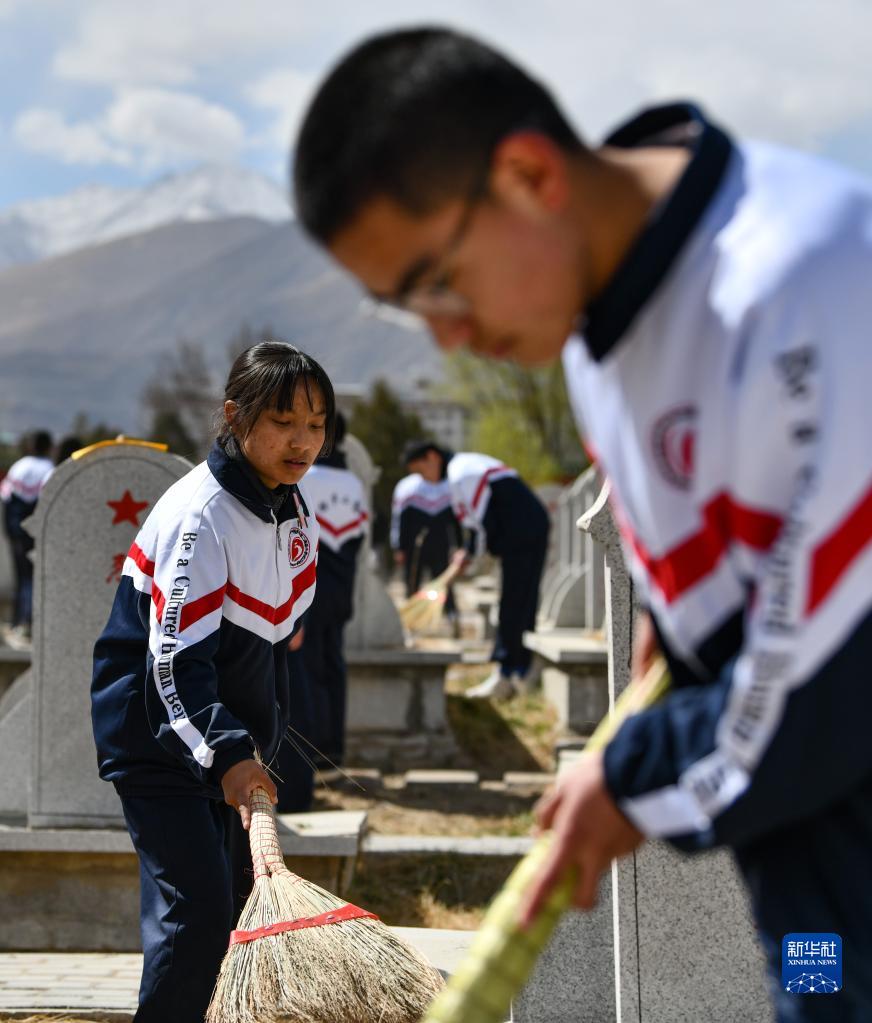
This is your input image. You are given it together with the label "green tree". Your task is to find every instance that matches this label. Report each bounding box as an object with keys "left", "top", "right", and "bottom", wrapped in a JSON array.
[
  {"left": 69, "top": 412, "right": 122, "bottom": 448},
  {"left": 141, "top": 324, "right": 281, "bottom": 461},
  {"left": 142, "top": 339, "right": 217, "bottom": 460},
  {"left": 148, "top": 409, "right": 200, "bottom": 462},
  {"left": 348, "top": 380, "right": 424, "bottom": 553},
  {"left": 440, "top": 352, "right": 586, "bottom": 483}
]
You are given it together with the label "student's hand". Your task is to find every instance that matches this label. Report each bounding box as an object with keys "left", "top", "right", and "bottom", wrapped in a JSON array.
[
  {"left": 288, "top": 626, "right": 305, "bottom": 652},
  {"left": 221, "top": 759, "right": 278, "bottom": 831},
  {"left": 518, "top": 750, "right": 644, "bottom": 925},
  {"left": 449, "top": 549, "right": 470, "bottom": 580},
  {"left": 632, "top": 611, "right": 659, "bottom": 680}
]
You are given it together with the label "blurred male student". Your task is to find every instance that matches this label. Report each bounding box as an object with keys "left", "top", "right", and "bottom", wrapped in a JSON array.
[{"left": 293, "top": 27, "right": 872, "bottom": 1019}]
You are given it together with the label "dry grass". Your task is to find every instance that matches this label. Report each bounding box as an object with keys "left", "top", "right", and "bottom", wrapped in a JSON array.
[
  {"left": 0, "top": 1017, "right": 115, "bottom": 1022},
  {"left": 307, "top": 665, "right": 558, "bottom": 929},
  {"left": 445, "top": 666, "right": 558, "bottom": 776},
  {"left": 314, "top": 777, "right": 536, "bottom": 839},
  {"left": 345, "top": 853, "right": 516, "bottom": 930}
]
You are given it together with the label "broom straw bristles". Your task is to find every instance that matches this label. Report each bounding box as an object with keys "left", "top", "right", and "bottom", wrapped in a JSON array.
[
  {"left": 399, "top": 563, "right": 454, "bottom": 633},
  {"left": 207, "top": 787, "right": 444, "bottom": 1023}
]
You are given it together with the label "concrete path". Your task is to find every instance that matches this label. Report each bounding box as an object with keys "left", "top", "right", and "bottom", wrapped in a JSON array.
[
  {"left": 0, "top": 927, "right": 476, "bottom": 1019},
  {"left": 0, "top": 952, "right": 139, "bottom": 1018}
]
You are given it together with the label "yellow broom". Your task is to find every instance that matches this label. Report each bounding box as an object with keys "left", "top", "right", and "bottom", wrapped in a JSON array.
[
  {"left": 421, "top": 657, "right": 672, "bottom": 1023},
  {"left": 206, "top": 788, "right": 444, "bottom": 1023},
  {"left": 398, "top": 563, "right": 455, "bottom": 632}
]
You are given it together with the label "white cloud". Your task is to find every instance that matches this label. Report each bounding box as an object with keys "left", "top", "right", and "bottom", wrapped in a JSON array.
[
  {"left": 0, "top": 0, "right": 26, "bottom": 17},
  {"left": 52, "top": 0, "right": 317, "bottom": 87},
  {"left": 20, "top": 0, "right": 872, "bottom": 178},
  {"left": 246, "top": 67, "right": 319, "bottom": 152},
  {"left": 105, "top": 89, "right": 244, "bottom": 167},
  {"left": 13, "top": 90, "right": 243, "bottom": 170},
  {"left": 13, "top": 108, "right": 131, "bottom": 166}
]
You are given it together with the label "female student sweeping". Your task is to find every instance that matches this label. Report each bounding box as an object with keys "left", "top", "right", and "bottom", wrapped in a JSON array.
[{"left": 91, "top": 340, "right": 335, "bottom": 1022}]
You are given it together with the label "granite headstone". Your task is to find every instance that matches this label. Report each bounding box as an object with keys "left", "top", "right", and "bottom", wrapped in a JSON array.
[
  {"left": 342, "top": 433, "right": 404, "bottom": 649},
  {"left": 26, "top": 443, "right": 191, "bottom": 828}
]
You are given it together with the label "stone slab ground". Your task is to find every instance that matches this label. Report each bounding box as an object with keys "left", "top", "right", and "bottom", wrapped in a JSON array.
[{"left": 0, "top": 930, "right": 478, "bottom": 1019}]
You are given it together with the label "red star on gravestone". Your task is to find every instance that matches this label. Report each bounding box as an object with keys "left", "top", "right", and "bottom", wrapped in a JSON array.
[{"left": 107, "top": 490, "right": 149, "bottom": 526}]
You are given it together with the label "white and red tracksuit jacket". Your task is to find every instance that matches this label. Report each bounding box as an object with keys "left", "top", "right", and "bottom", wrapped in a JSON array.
[
  {"left": 92, "top": 440, "right": 319, "bottom": 796},
  {"left": 564, "top": 103, "right": 872, "bottom": 915}
]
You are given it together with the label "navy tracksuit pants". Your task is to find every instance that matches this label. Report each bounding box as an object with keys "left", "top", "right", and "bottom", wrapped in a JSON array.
[
  {"left": 492, "top": 543, "right": 548, "bottom": 676},
  {"left": 735, "top": 819, "right": 872, "bottom": 1022},
  {"left": 405, "top": 531, "right": 458, "bottom": 616},
  {"left": 120, "top": 792, "right": 252, "bottom": 1023},
  {"left": 275, "top": 647, "right": 316, "bottom": 812},
  {"left": 482, "top": 478, "right": 550, "bottom": 677}
]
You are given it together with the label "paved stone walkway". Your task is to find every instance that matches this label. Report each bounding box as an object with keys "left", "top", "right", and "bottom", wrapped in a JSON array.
[
  {"left": 0, "top": 953, "right": 139, "bottom": 1017},
  {"left": 0, "top": 928, "right": 476, "bottom": 1018}
]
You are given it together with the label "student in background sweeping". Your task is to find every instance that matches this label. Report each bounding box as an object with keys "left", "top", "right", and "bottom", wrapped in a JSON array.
[
  {"left": 1, "top": 429, "right": 54, "bottom": 649},
  {"left": 91, "top": 340, "right": 334, "bottom": 1023},
  {"left": 390, "top": 466, "right": 462, "bottom": 628},
  {"left": 276, "top": 411, "right": 367, "bottom": 794},
  {"left": 403, "top": 441, "right": 549, "bottom": 699}
]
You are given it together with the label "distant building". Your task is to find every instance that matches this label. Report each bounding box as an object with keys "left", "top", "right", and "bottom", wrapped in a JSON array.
[{"left": 334, "top": 380, "right": 469, "bottom": 452}]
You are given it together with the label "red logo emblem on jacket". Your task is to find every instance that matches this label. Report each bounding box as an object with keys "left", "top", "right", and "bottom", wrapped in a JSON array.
[
  {"left": 651, "top": 405, "right": 697, "bottom": 490},
  {"left": 288, "top": 528, "right": 310, "bottom": 567}
]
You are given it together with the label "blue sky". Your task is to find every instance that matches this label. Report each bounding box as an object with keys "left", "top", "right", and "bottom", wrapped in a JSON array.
[{"left": 1, "top": 0, "right": 871, "bottom": 210}]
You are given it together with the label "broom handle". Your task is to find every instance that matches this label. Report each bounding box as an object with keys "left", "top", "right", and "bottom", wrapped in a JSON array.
[
  {"left": 248, "top": 786, "right": 291, "bottom": 880},
  {"left": 422, "top": 656, "right": 671, "bottom": 1023}
]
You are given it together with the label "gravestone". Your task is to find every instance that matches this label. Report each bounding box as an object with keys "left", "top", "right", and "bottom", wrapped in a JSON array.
[
  {"left": 25, "top": 443, "right": 191, "bottom": 827},
  {"left": 533, "top": 482, "right": 564, "bottom": 607},
  {"left": 339, "top": 435, "right": 458, "bottom": 770},
  {"left": 538, "top": 466, "right": 605, "bottom": 631},
  {"left": 526, "top": 467, "right": 609, "bottom": 735},
  {"left": 342, "top": 433, "right": 404, "bottom": 649}
]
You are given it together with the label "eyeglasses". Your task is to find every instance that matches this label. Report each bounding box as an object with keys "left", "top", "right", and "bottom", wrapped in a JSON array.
[{"left": 364, "top": 171, "right": 487, "bottom": 323}]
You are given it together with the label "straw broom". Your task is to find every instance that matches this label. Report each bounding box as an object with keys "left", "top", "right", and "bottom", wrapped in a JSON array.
[
  {"left": 421, "top": 657, "right": 672, "bottom": 1023},
  {"left": 398, "top": 564, "right": 455, "bottom": 632},
  {"left": 206, "top": 785, "right": 444, "bottom": 1023}
]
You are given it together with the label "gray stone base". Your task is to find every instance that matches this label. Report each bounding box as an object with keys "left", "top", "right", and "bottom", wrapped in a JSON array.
[
  {"left": 345, "top": 647, "right": 460, "bottom": 771},
  {"left": 541, "top": 665, "right": 609, "bottom": 734},
  {"left": 0, "top": 811, "right": 366, "bottom": 952},
  {"left": 0, "top": 650, "right": 29, "bottom": 705},
  {"left": 524, "top": 630, "right": 609, "bottom": 734},
  {"left": 0, "top": 846, "right": 357, "bottom": 952}
]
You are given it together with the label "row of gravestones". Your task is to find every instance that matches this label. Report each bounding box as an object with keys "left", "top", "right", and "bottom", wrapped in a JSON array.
[
  {"left": 0, "top": 438, "right": 405, "bottom": 825},
  {"left": 0, "top": 439, "right": 774, "bottom": 1019},
  {"left": 537, "top": 465, "right": 606, "bottom": 631}
]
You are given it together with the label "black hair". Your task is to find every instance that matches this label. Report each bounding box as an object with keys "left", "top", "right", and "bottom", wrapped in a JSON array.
[
  {"left": 219, "top": 340, "right": 336, "bottom": 455},
  {"left": 294, "top": 26, "right": 584, "bottom": 243},
  {"left": 332, "top": 409, "right": 347, "bottom": 447},
  {"left": 32, "top": 430, "right": 53, "bottom": 458},
  {"left": 402, "top": 439, "right": 451, "bottom": 475}
]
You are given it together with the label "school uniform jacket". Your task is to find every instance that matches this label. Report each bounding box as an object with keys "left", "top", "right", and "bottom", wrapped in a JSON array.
[
  {"left": 562, "top": 103, "right": 872, "bottom": 858},
  {"left": 390, "top": 473, "right": 457, "bottom": 552},
  {"left": 300, "top": 461, "right": 367, "bottom": 622},
  {"left": 446, "top": 452, "right": 546, "bottom": 557},
  {"left": 1, "top": 455, "right": 54, "bottom": 539},
  {"left": 91, "top": 440, "right": 319, "bottom": 798}
]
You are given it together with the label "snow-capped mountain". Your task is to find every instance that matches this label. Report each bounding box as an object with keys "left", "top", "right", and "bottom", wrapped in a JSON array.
[
  {"left": 0, "top": 215, "right": 441, "bottom": 437},
  {"left": 0, "top": 165, "right": 291, "bottom": 270}
]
